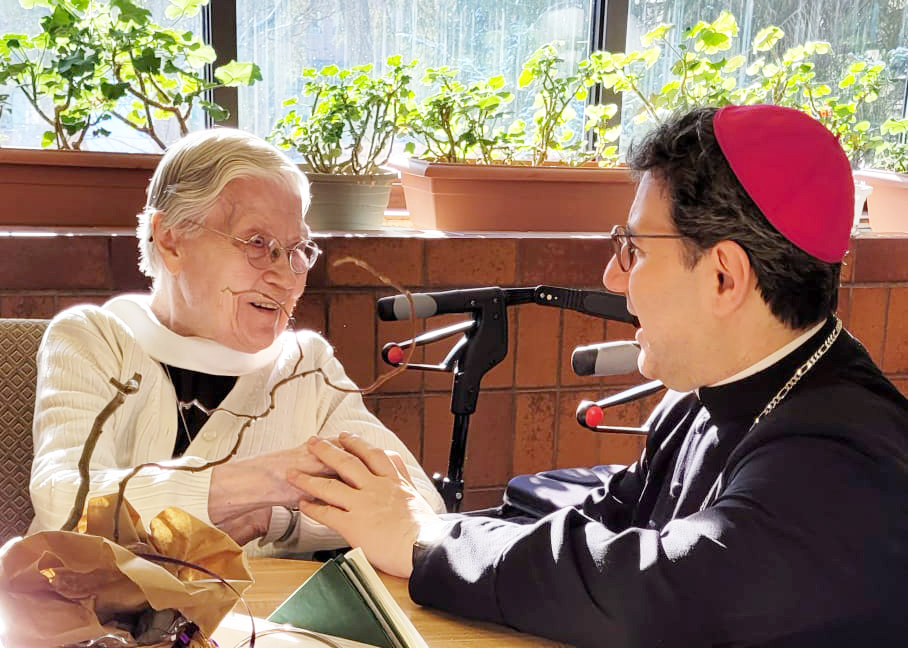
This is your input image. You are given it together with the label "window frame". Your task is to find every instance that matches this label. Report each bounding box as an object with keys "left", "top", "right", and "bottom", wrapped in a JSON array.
[{"left": 202, "top": 0, "right": 630, "bottom": 129}]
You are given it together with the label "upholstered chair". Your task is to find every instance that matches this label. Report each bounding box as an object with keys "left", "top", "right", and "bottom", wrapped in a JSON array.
[{"left": 0, "top": 318, "right": 48, "bottom": 544}]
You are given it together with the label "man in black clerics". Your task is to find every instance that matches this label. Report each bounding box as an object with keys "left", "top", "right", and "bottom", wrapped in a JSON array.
[{"left": 289, "top": 105, "right": 908, "bottom": 647}]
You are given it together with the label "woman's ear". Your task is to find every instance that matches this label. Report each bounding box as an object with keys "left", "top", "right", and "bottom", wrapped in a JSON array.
[
  {"left": 151, "top": 211, "right": 183, "bottom": 276},
  {"left": 708, "top": 240, "right": 754, "bottom": 316}
]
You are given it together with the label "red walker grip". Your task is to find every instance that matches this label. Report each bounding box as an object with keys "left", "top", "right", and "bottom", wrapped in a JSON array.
[
  {"left": 584, "top": 406, "right": 604, "bottom": 428},
  {"left": 386, "top": 345, "right": 405, "bottom": 365}
]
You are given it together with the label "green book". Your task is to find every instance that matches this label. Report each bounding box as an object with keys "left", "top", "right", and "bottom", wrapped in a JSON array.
[{"left": 268, "top": 548, "right": 428, "bottom": 648}]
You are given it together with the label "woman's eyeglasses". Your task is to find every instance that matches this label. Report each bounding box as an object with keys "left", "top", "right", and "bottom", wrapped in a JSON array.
[
  {"left": 609, "top": 224, "right": 686, "bottom": 272},
  {"left": 198, "top": 224, "right": 321, "bottom": 274}
]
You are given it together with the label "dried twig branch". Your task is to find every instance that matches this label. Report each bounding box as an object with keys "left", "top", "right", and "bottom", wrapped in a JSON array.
[{"left": 62, "top": 374, "right": 142, "bottom": 532}]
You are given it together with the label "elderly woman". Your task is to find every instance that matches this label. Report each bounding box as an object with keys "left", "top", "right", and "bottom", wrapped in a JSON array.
[{"left": 29, "top": 128, "right": 444, "bottom": 554}]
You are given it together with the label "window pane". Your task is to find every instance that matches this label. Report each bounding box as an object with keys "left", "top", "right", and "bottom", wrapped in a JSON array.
[
  {"left": 0, "top": 0, "right": 203, "bottom": 152},
  {"left": 622, "top": 0, "right": 908, "bottom": 152},
  {"left": 237, "top": 0, "right": 593, "bottom": 140}
]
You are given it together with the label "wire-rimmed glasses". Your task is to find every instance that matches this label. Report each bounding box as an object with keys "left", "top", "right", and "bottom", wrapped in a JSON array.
[
  {"left": 609, "top": 224, "right": 686, "bottom": 272},
  {"left": 198, "top": 224, "right": 321, "bottom": 274}
]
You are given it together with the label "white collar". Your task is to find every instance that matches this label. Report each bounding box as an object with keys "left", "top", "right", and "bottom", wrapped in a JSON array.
[
  {"left": 708, "top": 319, "right": 827, "bottom": 388},
  {"left": 104, "top": 294, "right": 284, "bottom": 376}
]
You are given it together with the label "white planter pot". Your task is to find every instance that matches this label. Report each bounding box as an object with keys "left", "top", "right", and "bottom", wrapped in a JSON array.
[
  {"left": 854, "top": 168, "right": 908, "bottom": 234},
  {"left": 302, "top": 168, "right": 396, "bottom": 231}
]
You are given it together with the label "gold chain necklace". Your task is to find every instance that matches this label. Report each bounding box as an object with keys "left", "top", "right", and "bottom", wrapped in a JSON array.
[{"left": 700, "top": 316, "right": 843, "bottom": 510}]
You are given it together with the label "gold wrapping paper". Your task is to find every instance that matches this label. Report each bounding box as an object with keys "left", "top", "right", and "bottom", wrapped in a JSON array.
[{"left": 0, "top": 495, "right": 253, "bottom": 647}]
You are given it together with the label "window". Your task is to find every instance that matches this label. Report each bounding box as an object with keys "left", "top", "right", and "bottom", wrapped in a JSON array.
[
  {"left": 236, "top": 0, "right": 593, "bottom": 138},
  {"left": 0, "top": 0, "right": 203, "bottom": 151},
  {"left": 622, "top": 0, "right": 908, "bottom": 146}
]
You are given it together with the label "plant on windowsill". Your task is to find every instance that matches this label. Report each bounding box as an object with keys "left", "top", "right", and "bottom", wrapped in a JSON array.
[
  {"left": 592, "top": 11, "right": 904, "bottom": 163},
  {"left": 270, "top": 55, "right": 415, "bottom": 231},
  {"left": 590, "top": 12, "right": 834, "bottom": 127},
  {"left": 390, "top": 44, "right": 631, "bottom": 232},
  {"left": 0, "top": 0, "right": 260, "bottom": 228},
  {"left": 854, "top": 118, "right": 908, "bottom": 233}
]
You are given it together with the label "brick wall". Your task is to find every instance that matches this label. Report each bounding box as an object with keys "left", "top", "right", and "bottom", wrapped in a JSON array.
[{"left": 2, "top": 231, "right": 907, "bottom": 509}]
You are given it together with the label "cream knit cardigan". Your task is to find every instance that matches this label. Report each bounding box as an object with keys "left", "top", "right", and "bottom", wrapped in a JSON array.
[{"left": 29, "top": 294, "right": 443, "bottom": 556}]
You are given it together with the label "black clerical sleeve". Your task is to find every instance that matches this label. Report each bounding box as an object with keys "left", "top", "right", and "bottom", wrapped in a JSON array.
[{"left": 410, "top": 410, "right": 908, "bottom": 647}]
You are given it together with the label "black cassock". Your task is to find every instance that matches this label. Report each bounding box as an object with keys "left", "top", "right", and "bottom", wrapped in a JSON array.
[{"left": 410, "top": 317, "right": 908, "bottom": 647}]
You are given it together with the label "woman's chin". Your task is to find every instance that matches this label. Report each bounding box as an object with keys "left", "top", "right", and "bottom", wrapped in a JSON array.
[
  {"left": 222, "top": 324, "right": 283, "bottom": 354},
  {"left": 232, "top": 308, "right": 287, "bottom": 349},
  {"left": 227, "top": 337, "right": 276, "bottom": 354}
]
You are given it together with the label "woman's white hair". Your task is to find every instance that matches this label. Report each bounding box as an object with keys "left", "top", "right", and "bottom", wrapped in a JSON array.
[{"left": 137, "top": 127, "right": 310, "bottom": 284}]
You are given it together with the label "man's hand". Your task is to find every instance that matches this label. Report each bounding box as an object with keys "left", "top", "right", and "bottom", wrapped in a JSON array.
[{"left": 289, "top": 432, "right": 441, "bottom": 578}]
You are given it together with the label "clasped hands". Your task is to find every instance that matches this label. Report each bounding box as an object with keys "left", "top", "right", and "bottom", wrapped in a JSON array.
[
  {"left": 209, "top": 433, "right": 439, "bottom": 576},
  {"left": 208, "top": 441, "right": 331, "bottom": 545},
  {"left": 290, "top": 432, "right": 441, "bottom": 578}
]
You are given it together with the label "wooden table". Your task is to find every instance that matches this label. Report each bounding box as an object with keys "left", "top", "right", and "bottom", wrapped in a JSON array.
[{"left": 244, "top": 558, "right": 569, "bottom": 647}]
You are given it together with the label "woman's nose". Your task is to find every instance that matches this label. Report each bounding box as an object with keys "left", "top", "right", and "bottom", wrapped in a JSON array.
[
  {"left": 602, "top": 254, "right": 628, "bottom": 293},
  {"left": 265, "top": 255, "right": 304, "bottom": 288}
]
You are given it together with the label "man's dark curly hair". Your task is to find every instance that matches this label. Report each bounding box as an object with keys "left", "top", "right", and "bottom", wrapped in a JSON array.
[{"left": 627, "top": 106, "right": 840, "bottom": 330}]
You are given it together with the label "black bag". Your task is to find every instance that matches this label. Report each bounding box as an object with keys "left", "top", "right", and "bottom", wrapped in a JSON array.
[{"left": 501, "top": 464, "right": 625, "bottom": 519}]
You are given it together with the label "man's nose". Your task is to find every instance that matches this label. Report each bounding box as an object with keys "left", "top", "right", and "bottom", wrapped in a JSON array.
[{"left": 602, "top": 254, "right": 628, "bottom": 293}]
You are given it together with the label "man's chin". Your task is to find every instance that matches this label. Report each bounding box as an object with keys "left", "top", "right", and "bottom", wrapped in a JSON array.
[
  {"left": 638, "top": 355, "right": 688, "bottom": 391},
  {"left": 637, "top": 351, "right": 655, "bottom": 380}
]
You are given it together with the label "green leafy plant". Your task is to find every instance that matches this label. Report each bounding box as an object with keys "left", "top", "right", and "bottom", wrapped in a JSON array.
[
  {"left": 797, "top": 58, "right": 886, "bottom": 166},
  {"left": 402, "top": 44, "right": 619, "bottom": 166},
  {"left": 592, "top": 12, "right": 745, "bottom": 125},
  {"left": 400, "top": 66, "right": 518, "bottom": 164},
  {"left": 593, "top": 11, "right": 906, "bottom": 170},
  {"left": 516, "top": 44, "right": 619, "bottom": 166},
  {"left": 0, "top": 0, "right": 261, "bottom": 150},
  {"left": 270, "top": 56, "right": 415, "bottom": 175},
  {"left": 739, "top": 26, "right": 830, "bottom": 106},
  {"left": 590, "top": 12, "right": 830, "bottom": 124},
  {"left": 871, "top": 118, "right": 908, "bottom": 173}
]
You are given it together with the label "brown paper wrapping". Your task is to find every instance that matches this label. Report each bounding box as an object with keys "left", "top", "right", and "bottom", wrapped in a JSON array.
[{"left": 0, "top": 495, "right": 253, "bottom": 647}]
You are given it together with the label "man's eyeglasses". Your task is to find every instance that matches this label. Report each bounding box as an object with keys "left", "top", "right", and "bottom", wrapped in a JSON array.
[
  {"left": 609, "top": 224, "right": 686, "bottom": 272},
  {"left": 198, "top": 224, "right": 321, "bottom": 274}
]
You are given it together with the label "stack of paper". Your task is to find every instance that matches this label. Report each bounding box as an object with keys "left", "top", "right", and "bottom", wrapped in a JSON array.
[{"left": 267, "top": 548, "right": 429, "bottom": 648}]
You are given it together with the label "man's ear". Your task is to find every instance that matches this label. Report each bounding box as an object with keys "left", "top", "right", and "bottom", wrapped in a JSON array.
[
  {"left": 151, "top": 211, "right": 182, "bottom": 275},
  {"left": 707, "top": 240, "right": 754, "bottom": 316}
]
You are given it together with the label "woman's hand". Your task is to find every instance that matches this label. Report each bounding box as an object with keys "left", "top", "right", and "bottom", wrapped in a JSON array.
[
  {"left": 289, "top": 432, "right": 441, "bottom": 578},
  {"left": 216, "top": 507, "right": 272, "bottom": 546},
  {"left": 208, "top": 441, "right": 334, "bottom": 526}
]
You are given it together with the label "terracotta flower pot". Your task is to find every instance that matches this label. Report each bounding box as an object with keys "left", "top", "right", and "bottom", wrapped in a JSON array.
[
  {"left": 390, "top": 158, "right": 637, "bottom": 232},
  {"left": 302, "top": 168, "right": 397, "bottom": 231},
  {"left": 853, "top": 168, "right": 908, "bottom": 234},
  {"left": 0, "top": 148, "right": 160, "bottom": 229}
]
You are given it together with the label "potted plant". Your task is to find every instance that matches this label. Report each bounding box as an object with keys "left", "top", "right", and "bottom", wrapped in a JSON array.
[
  {"left": 392, "top": 45, "right": 629, "bottom": 232},
  {"left": 854, "top": 119, "right": 908, "bottom": 233},
  {"left": 270, "top": 56, "right": 415, "bottom": 231},
  {"left": 0, "top": 0, "right": 260, "bottom": 228}
]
